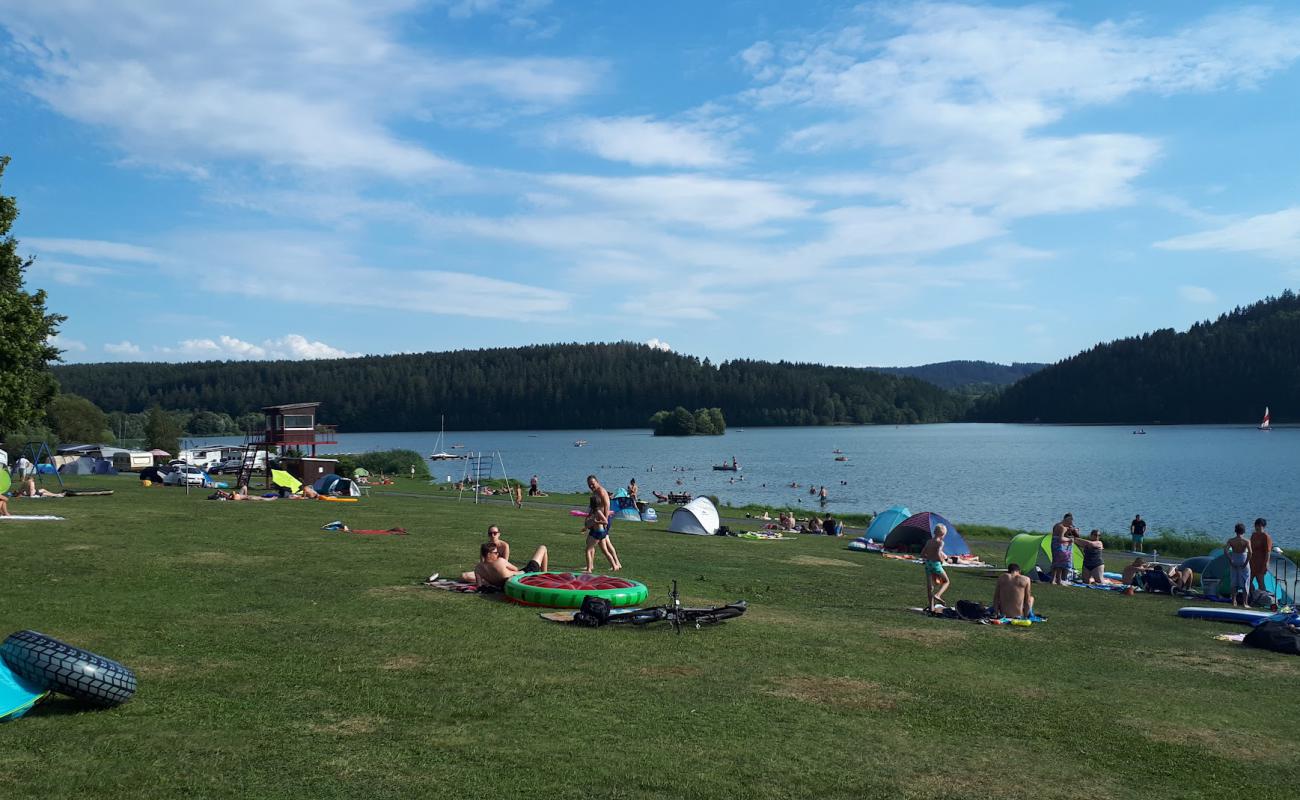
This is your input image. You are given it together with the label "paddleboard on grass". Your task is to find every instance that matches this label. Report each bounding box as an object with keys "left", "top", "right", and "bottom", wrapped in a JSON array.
[
  {"left": 1177, "top": 607, "right": 1271, "bottom": 624},
  {"left": 540, "top": 608, "right": 641, "bottom": 624}
]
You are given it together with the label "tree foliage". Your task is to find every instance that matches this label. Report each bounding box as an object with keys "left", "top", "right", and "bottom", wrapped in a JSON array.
[
  {"left": 650, "top": 406, "right": 726, "bottom": 436},
  {"left": 53, "top": 343, "right": 968, "bottom": 431},
  {"left": 971, "top": 292, "right": 1300, "bottom": 423},
  {"left": 0, "top": 156, "right": 64, "bottom": 435},
  {"left": 144, "top": 405, "right": 182, "bottom": 455},
  {"left": 47, "top": 393, "right": 111, "bottom": 443}
]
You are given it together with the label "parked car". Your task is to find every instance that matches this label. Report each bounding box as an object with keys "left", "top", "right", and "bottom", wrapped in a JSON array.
[{"left": 163, "top": 465, "right": 209, "bottom": 486}]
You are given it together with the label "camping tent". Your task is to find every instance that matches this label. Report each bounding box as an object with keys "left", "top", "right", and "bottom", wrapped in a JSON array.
[
  {"left": 668, "top": 497, "right": 720, "bottom": 536},
  {"left": 865, "top": 505, "right": 911, "bottom": 542},
  {"left": 609, "top": 488, "right": 642, "bottom": 522},
  {"left": 1004, "top": 533, "right": 1084, "bottom": 575},
  {"left": 1200, "top": 552, "right": 1298, "bottom": 604},
  {"left": 883, "top": 511, "right": 972, "bottom": 556},
  {"left": 59, "top": 457, "right": 116, "bottom": 476},
  {"left": 1177, "top": 555, "right": 1215, "bottom": 576},
  {"left": 313, "top": 473, "right": 361, "bottom": 497}
]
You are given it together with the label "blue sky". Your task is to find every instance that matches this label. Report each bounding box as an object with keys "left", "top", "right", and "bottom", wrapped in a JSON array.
[{"left": 3, "top": 1, "right": 1300, "bottom": 367}]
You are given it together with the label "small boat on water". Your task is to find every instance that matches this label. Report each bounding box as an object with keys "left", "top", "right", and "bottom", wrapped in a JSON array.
[
  {"left": 428, "top": 415, "right": 465, "bottom": 460},
  {"left": 574, "top": 440, "right": 589, "bottom": 447},
  {"left": 450, "top": 444, "right": 466, "bottom": 449},
  {"left": 832, "top": 448, "right": 843, "bottom": 454},
  {"left": 712, "top": 456, "right": 740, "bottom": 471},
  {"left": 1132, "top": 429, "right": 1146, "bottom": 435},
  {"left": 834, "top": 455, "right": 849, "bottom": 462},
  {"left": 1259, "top": 407, "right": 1271, "bottom": 431}
]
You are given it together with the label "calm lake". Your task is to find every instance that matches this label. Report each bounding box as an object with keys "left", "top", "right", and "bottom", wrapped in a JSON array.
[{"left": 205, "top": 424, "right": 1296, "bottom": 547}]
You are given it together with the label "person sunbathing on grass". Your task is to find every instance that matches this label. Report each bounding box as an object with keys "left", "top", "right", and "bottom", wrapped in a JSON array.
[
  {"left": 465, "top": 542, "right": 548, "bottom": 589},
  {"left": 18, "top": 477, "right": 64, "bottom": 498},
  {"left": 921, "top": 524, "right": 951, "bottom": 612},
  {"left": 993, "top": 563, "right": 1035, "bottom": 619}
]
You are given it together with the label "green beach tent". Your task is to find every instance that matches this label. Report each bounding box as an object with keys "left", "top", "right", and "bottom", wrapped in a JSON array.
[{"left": 1005, "top": 533, "right": 1083, "bottom": 575}]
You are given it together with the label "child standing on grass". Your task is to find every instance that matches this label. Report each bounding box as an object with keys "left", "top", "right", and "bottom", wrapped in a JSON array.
[{"left": 921, "top": 524, "right": 950, "bottom": 612}]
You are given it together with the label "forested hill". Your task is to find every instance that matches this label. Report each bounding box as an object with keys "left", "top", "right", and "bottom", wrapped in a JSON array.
[
  {"left": 971, "top": 292, "right": 1300, "bottom": 424},
  {"left": 52, "top": 343, "right": 967, "bottom": 431},
  {"left": 873, "top": 360, "right": 1045, "bottom": 393}
]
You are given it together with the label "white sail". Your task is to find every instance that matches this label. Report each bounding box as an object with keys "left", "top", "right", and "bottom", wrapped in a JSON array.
[{"left": 1259, "top": 407, "right": 1271, "bottom": 430}]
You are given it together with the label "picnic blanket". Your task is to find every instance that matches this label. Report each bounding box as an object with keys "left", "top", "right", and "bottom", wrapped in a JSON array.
[
  {"left": 0, "top": 515, "right": 66, "bottom": 521},
  {"left": 421, "top": 577, "right": 500, "bottom": 595},
  {"left": 909, "top": 607, "right": 1041, "bottom": 626},
  {"left": 885, "top": 553, "right": 993, "bottom": 568},
  {"left": 738, "top": 531, "right": 796, "bottom": 541}
]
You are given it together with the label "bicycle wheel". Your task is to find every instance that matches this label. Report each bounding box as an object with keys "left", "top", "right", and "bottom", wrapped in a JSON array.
[{"left": 680, "top": 602, "right": 747, "bottom": 627}]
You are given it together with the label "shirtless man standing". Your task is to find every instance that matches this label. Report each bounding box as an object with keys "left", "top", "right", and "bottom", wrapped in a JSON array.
[
  {"left": 993, "top": 564, "right": 1034, "bottom": 618},
  {"left": 1225, "top": 523, "right": 1252, "bottom": 607},
  {"left": 1050, "top": 513, "right": 1078, "bottom": 585},
  {"left": 584, "top": 475, "right": 621, "bottom": 573},
  {"left": 920, "top": 524, "right": 951, "bottom": 612},
  {"left": 472, "top": 542, "right": 549, "bottom": 589}
]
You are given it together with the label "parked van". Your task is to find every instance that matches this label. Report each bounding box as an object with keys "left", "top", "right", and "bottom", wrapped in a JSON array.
[{"left": 112, "top": 451, "right": 155, "bottom": 472}]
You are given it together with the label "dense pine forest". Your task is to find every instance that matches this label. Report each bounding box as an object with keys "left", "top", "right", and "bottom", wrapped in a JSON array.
[
  {"left": 873, "top": 360, "right": 1045, "bottom": 393},
  {"left": 972, "top": 292, "right": 1300, "bottom": 423},
  {"left": 53, "top": 343, "right": 967, "bottom": 431}
]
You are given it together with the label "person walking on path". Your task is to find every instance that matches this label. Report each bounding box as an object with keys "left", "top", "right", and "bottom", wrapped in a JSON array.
[
  {"left": 1249, "top": 518, "right": 1273, "bottom": 595},
  {"left": 1225, "top": 523, "right": 1253, "bottom": 608},
  {"left": 1129, "top": 514, "right": 1147, "bottom": 552},
  {"left": 583, "top": 475, "right": 621, "bottom": 573}
]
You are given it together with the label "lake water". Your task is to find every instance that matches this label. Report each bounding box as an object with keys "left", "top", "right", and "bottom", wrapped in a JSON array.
[{"left": 200, "top": 424, "right": 1299, "bottom": 547}]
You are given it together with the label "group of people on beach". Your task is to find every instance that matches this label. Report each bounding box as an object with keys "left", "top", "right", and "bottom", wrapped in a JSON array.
[
  {"left": 452, "top": 474, "right": 624, "bottom": 589},
  {"left": 1224, "top": 518, "right": 1275, "bottom": 607}
]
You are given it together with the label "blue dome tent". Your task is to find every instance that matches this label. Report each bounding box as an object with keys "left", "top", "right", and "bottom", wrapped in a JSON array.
[
  {"left": 865, "top": 505, "right": 911, "bottom": 542},
  {"left": 883, "top": 511, "right": 972, "bottom": 556}
]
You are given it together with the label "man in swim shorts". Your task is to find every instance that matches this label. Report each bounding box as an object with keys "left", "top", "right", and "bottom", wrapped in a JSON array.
[
  {"left": 1122, "top": 557, "right": 1149, "bottom": 589},
  {"left": 920, "top": 524, "right": 950, "bottom": 612},
  {"left": 472, "top": 542, "right": 549, "bottom": 589},
  {"left": 1130, "top": 514, "right": 1146, "bottom": 552},
  {"left": 993, "top": 563, "right": 1034, "bottom": 618},
  {"left": 1250, "top": 518, "right": 1273, "bottom": 595},
  {"left": 1225, "top": 523, "right": 1252, "bottom": 607},
  {"left": 1050, "top": 513, "right": 1078, "bottom": 585},
  {"left": 584, "top": 475, "right": 621, "bottom": 573}
]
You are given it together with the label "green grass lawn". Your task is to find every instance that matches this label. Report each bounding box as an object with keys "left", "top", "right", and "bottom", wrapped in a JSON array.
[{"left": 1, "top": 475, "right": 1294, "bottom": 799}]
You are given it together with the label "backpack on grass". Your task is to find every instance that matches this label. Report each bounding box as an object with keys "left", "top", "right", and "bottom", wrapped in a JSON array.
[{"left": 573, "top": 595, "right": 612, "bottom": 627}]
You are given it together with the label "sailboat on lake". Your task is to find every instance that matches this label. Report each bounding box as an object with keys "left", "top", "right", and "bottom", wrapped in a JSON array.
[
  {"left": 429, "top": 415, "right": 464, "bottom": 460},
  {"left": 1259, "top": 407, "right": 1271, "bottom": 431}
]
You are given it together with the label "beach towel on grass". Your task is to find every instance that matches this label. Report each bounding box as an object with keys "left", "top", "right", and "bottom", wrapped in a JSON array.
[
  {"left": 422, "top": 578, "right": 499, "bottom": 594},
  {"left": 0, "top": 515, "right": 66, "bottom": 521}
]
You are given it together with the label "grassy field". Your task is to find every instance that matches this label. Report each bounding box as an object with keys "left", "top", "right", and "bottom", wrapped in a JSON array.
[{"left": 1, "top": 474, "right": 1294, "bottom": 800}]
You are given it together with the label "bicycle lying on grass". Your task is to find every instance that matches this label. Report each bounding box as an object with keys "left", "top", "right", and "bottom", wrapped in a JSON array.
[{"left": 571, "top": 580, "right": 747, "bottom": 632}]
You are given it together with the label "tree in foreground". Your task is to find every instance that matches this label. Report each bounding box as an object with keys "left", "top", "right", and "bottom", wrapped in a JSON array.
[
  {"left": 0, "top": 155, "right": 64, "bottom": 435},
  {"left": 145, "top": 405, "right": 182, "bottom": 456}
]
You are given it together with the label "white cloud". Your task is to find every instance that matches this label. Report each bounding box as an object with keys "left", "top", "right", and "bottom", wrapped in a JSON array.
[
  {"left": 28, "top": 259, "right": 116, "bottom": 286},
  {"left": 103, "top": 340, "right": 141, "bottom": 356},
  {"left": 1178, "top": 285, "right": 1217, "bottom": 304},
  {"left": 25, "top": 237, "right": 163, "bottom": 263},
  {"left": 742, "top": 4, "right": 1300, "bottom": 221},
  {"left": 891, "top": 317, "right": 968, "bottom": 342},
  {"left": 49, "top": 334, "right": 87, "bottom": 353},
  {"left": 550, "top": 116, "right": 735, "bottom": 168},
  {"left": 159, "top": 334, "right": 361, "bottom": 361},
  {"left": 1, "top": 1, "right": 601, "bottom": 176},
  {"left": 541, "top": 174, "right": 810, "bottom": 231},
  {"left": 179, "top": 232, "right": 571, "bottom": 321},
  {"left": 1155, "top": 208, "right": 1300, "bottom": 261},
  {"left": 644, "top": 338, "right": 672, "bottom": 352}
]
